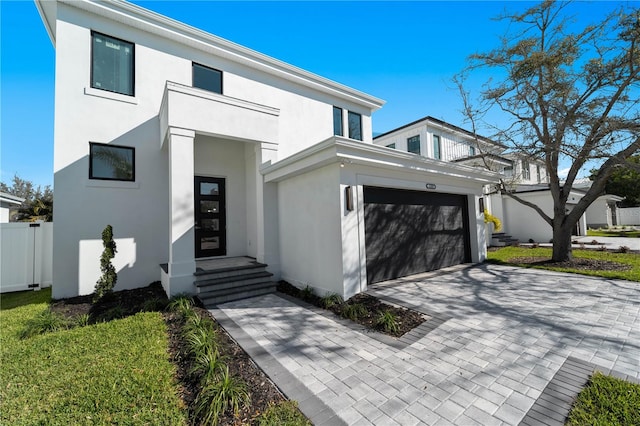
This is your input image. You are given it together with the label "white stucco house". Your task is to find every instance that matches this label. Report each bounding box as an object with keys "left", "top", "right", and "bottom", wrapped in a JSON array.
[
  {"left": 0, "top": 192, "right": 25, "bottom": 223},
  {"left": 36, "top": 0, "right": 498, "bottom": 302}
]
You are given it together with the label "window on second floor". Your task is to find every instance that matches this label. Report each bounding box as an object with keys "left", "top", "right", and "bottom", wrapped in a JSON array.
[
  {"left": 504, "top": 166, "right": 513, "bottom": 177},
  {"left": 193, "top": 63, "right": 222, "bottom": 94},
  {"left": 386, "top": 143, "right": 396, "bottom": 149},
  {"left": 433, "top": 135, "right": 441, "bottom": 160},
  {"left": 536, "top": 165, "right": 541, "bottom": 183},
  {"left": 522, "top": 159, "right": 531, "bottom": 180},
  {"left": 333, "top": 106, "right": 343, "bottom": 136},
  {"left": 469, "top": 145, "right": 476, "bottom": 156},
  {"left": 407, "top": 135, "right": 420, "bottom": 155},
  {"left": 91, "top": 32, "right": 134, "bottom": 96},
  {"left": 348, "top": 112, "right": 362, "bottom": 141}
]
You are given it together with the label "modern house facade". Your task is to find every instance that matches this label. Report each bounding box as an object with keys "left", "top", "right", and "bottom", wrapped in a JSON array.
[
  {"left": 37, "top": 0, "right": 498, "bottom": 301},
  {"left": 0, "top": 192, "right": 24, "bottom": 223}
]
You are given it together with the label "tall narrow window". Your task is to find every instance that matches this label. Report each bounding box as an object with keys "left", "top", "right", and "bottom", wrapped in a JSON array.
[
  {"left": 91, "top": 32, "right": 134, "bottom": 96},
  {"left": 193, "top": 63, "right": 222, "bottom": 94},
  {"left": 522, "top": 159, "right": 531, "bottom": 180},
  {"left": 333, "top": 106, "right": 343, "bottom": 136},
  {"left": 407, "top": 135, "right": 420, "bottom": 155},
  {"left": 433, "top": 135, "right": 441, "bottom": 160},
  {"left": 348, "top": 111, "right": 362, "bottom": 141},
  {"left": 469, "top": 145, "right": 476, "bottom": 156},
  {"left": 89, "top": 143, "right": 135, "bottom": 181},
  {"left": 536, "top": 165, "right": 541, "bottom": 183}
]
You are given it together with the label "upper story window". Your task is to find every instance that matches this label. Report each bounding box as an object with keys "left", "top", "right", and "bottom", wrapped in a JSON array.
[
  {"left": 469, "top": 145, "right": 476, "bottom": 156},
  {"left": 193, "top": 63, "right": 222, "bottom": 94},
  {"left": 333, "top": 107, "right": 343, "bottom": 136},
  {"left": 91, "top": 32, "right": 135, "bottom": 96},
  {"left": 536, "top": 165, "right": 541, "bottom": 183},
  {"left": 522, "top": 159, "right": 531, "bottom": 180},
  {"left": 407, "top": 135, "right": 420, "bottom": 155},
  {"left": 504, "top": 166, "right": 513, "bottom": 177},
  {"left": 89, "top": 142, "right": 135, "bottom": 181},
  {"left": 386, "top": 143, "right": 396, "bottom": 149},
  {"left": 433, "top": 135, "right": 441, "bottom": 160},
  {"left": 348, "top": 112, "right": 362, "bottom": 141}
]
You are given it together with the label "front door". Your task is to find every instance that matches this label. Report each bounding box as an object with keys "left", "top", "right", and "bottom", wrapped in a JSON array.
[{"left": 195, "top": 176, "right": 226, "bottom": 258}]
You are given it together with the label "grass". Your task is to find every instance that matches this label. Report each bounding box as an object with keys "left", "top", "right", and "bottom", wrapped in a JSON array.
[
  {"left": 0, "top": 289, "right": 187, "bottom": 425},
  {"left": 258, "top": 401, "right": 312, "bottom": 426},
  {"left": 487, "top": 247, "right": 640, "bottom": 282},
  {"left": 566, "top": 372, "right": 640, "bottom": 425},
  {"left": 588, "top": 229, "right": 640, "bottom": 238}
]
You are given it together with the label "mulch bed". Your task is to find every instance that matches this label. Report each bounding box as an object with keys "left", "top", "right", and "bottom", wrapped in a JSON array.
[
  {"left": 508, "top": 256, "right": 632, "bottom": 271},
  {"left": 277, "top": 281, "right": 425, "bottom": 337},
  {"left": 50, "top": 282, "right": 288, "bottom": 425}
]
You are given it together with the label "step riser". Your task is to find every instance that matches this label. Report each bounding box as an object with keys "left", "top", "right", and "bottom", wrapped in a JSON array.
[
  {"left": 197, "top": 276, "right": 273, "bottom": 293},
  {"left": 200, "top": 287, "right": 276, "bottom": 306},
  {"left": 195, "top": 266, "right": 267, "bottom": 282},
  {"left": 199, "top": 281, "right": 275, "bottom": 298}
]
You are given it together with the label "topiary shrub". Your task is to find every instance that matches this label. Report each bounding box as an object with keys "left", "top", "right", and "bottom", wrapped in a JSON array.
[
  {"left": 94, "top": 224, "right": 117, "bottom": 302},
  {"left": 483, "top": 209, "right": 502, "bottom": 232}
]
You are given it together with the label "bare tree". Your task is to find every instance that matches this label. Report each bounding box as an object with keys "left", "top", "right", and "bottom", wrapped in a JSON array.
[{"left": 457, "top": 0, "right": 640, "bottom": 261}]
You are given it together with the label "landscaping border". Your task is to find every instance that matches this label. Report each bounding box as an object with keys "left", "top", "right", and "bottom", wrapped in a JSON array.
[{"left": 519, "top": 356, "right": 640, "bottom": 426}]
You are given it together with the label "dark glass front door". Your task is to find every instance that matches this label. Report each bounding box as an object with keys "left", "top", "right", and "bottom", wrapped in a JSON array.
[{"left": 195, "top": 176, "right": 226, "bottom": 258}]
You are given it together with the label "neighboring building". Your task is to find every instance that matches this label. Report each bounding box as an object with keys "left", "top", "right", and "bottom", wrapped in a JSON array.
[
  {"left": 0, "top": 192, "right": 24, "bottom": 223},
  {"left": 36, "top": 0, "right": 498, "bottom": 300}
]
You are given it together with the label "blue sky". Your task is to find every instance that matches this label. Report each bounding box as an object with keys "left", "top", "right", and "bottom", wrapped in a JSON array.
[{"left": 0, "top": 1, "right": 625, "bottom": 188}]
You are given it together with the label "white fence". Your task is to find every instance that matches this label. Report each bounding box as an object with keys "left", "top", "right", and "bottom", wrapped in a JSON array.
[
  {"left": 0, "top": 222, "right": 53, "bottom": 293},
  {"left": 617, "top": 207, "right": 640, "bottom": 226}
]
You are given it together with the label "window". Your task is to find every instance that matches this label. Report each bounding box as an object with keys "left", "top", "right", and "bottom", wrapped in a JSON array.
[
  {"left": 504, "top": 166, "right": 513, "bottom": 177},
  {"left": 333, "top": 106, "right": 343, "bottom": 136},
  {"left": 522, "top": 159, "right": 531, "bottom": 180},
  {"left": 89, "top": 143, "right": 135, "bottom": 181},
  {"left": 407, "top": 135, "right": 420, "bottom": 155},
  {"left": 469, "top": 145, "right": 476, "bottom": 156},
  {"left": 433, "top": 135, "right": 441, "bottom": 159},
  {"left": 386, "top": 143, "right": 396, "bottom": 149},
  {"left": 91, "top": 32, "right": 134, "bottom": 96},
  {"left": 536, "top": 165, "right": 541, "bottom": 183},
  {"left": 193, "top": 63, "right": 222, "bottom": 94},
  {"left": 348, "top": 112, "right": 362, "bottom": 141}
]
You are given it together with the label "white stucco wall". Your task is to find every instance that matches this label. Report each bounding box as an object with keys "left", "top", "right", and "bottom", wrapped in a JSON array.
[
  {"left": 277, "top": 164, "right": 344, "bottom": 297},
  {"left": 500, "top": 191, "right": 587, "bottom": 243},
  {"left": 585, "top": 196, "right": 611, "bottom": 228},
  {"left": 50, "top": 2, "right": 379, "bottom": 298}
]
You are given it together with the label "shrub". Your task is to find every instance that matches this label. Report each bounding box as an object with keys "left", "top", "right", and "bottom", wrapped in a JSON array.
[
  {"left": 194, "top": 366, "right": 250, "bottom": 425},
  {"left": 617, "top": 245, "right": 631, "bottom": 253},
  {"left": 142, "top": 296, "right": 167, "bottom": 312},
  {"left": 94, "top": 224, "right": 118, "bottom": 302},
  {"left": 341, "top": 303, "right": 368, "bottom": 321},
  {"left": 74, "top": 313, "right": 91, "bottom": 327},
  {"left": 258, "top": 400, "right": 311, "bottom": 426},
  {"left": 376, "top": 310, "right": 399, "bottom": 333},
  {"left": 597, "top": 245, "right": 607, "bottom": 251},
  {"left": 184, "top": 322, "right": 219, "bottom": 359},
  {"left": 300, "top": 285, "right": 315, "bottom": 302},
  {"left": 167, "top": 294, "right": 194, "bottom": 316},
  {"left": 483, "top": 209, "right": 502, "bottom": 232},
  {"left": 189, "top": 348, "right": 226, "bottom": 382},
  {"left": 320, "top": 293, "right": 343, "bottom": 309},
  {"left": 20, "top": 308, "right": 69, "bottom": 338}
]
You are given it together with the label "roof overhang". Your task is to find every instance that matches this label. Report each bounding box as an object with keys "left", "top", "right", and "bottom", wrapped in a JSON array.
[
  {"left": 262, "top": 137, "right": 502, "bottom": 184},
  {"left": 0, "top": 192, "right": 25, "bottom": 206},
  {"left": 34, "top": 0, "right": 385, "bottom": 111}
]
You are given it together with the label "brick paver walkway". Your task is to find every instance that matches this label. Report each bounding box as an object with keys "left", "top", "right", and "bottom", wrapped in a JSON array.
[{"left": 211, "top": 264, "right": 640, "bottom": 425}]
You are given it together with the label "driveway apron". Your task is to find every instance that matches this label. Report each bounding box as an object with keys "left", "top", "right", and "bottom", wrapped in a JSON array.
[{"left": 209, "top": 264, "right": 640, "bottom": 425}]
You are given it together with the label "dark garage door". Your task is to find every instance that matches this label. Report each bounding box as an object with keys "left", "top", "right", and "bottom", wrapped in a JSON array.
[{"left": 364, "top": 187, "right": 471, "bottom": 284}]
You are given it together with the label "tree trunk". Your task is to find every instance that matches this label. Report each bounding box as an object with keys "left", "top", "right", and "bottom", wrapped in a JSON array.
[{"left": 552, "top": 223, "right": 574, "bottom": 262}]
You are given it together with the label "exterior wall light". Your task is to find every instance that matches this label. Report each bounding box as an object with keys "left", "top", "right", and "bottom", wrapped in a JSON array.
[{"left": 425, "top": 183, "right": 437, "bottom": 190}]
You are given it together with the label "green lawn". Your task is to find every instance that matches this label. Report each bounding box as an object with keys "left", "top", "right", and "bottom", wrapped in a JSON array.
[
  {"left": 487, "top": 247, "right": 640, "bottom": 282},
  {"left": 0, "top": 288, "right": 187, "bottom": 425},
  {"left": 587, "top": 229, "right": 640, "bottom": 238},
  {"left": 566, "top": 372, "right": 640, "bottom": 425}
]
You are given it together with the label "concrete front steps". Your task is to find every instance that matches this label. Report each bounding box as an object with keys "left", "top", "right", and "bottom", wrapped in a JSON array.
[
  {"left": 195, "top": 257, "right": 276, "bottom": 306},
  {"left": 491, "top": 232, "right": 519, "bottom": 247}
]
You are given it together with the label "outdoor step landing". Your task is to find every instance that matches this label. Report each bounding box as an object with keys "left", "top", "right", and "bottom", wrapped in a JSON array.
[
  {"left": 198, "top": 281, "right": 276, "bottom": 306},
  {"left": 195, "top": 271, "right": 274, "bottom": 292}
]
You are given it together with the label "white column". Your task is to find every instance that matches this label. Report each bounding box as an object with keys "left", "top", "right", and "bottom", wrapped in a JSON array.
[
  {"left": 168, "top": 127, "right": 196, "bottom": 295},
  {"left": 256, "top": 143, "right": 280, "bottom": 275}
]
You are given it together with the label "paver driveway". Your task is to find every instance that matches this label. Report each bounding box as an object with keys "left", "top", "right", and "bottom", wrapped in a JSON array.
[{"left": 210, "top": 264, "right": 640, "bottom": 425}]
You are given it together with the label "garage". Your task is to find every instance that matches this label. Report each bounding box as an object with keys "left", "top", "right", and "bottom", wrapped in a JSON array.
[{"left": 364, "top": 186, "right": 471, "bottom": 284}]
